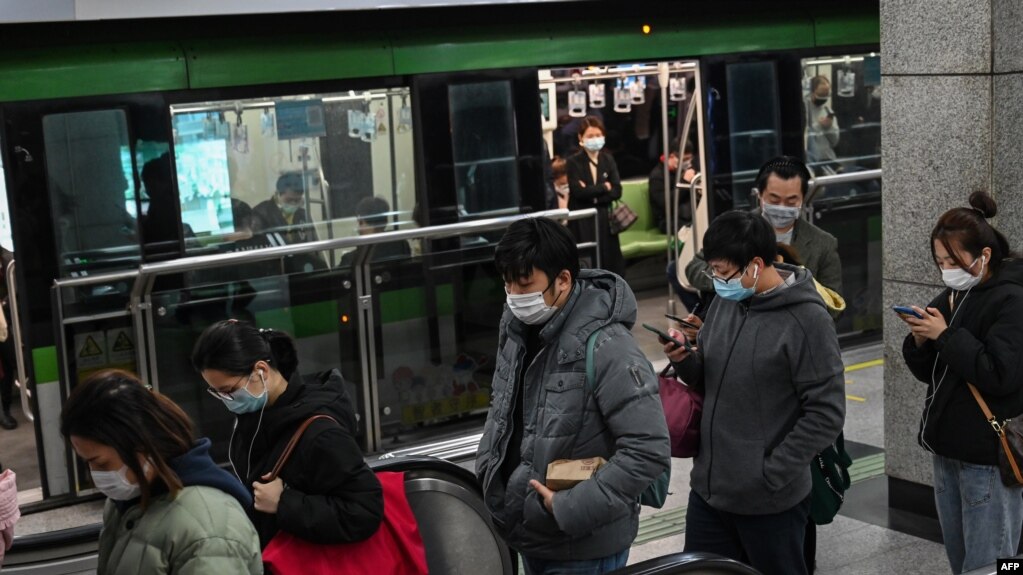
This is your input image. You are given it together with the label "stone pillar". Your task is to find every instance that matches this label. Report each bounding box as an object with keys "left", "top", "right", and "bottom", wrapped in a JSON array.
[{"left": 882, "top": 0, "right": 1023, "bottom": 512}]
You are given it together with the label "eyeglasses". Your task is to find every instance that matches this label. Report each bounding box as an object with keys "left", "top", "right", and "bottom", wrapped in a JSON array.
[
  {"left": 701, "top": 265, "right": 747, "bottom": 283},
  {"left": 205, "top": 373, "right": 249, "bottom": 402}
]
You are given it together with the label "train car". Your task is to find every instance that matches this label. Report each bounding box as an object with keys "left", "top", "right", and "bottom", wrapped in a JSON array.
[{"left": 0, "top": 1, "right": 880, "bottom": 512}]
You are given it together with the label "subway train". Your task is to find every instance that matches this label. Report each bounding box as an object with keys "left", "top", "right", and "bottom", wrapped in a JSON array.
[{"left": 0, "top": 2, "right": 881, "bottom": 572}]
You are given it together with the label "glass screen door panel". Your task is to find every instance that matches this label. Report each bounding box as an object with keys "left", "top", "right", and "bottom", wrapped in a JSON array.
[
  {"left": 42, "top": 110, "right": 141, "bottom": 278},
  {"left": 145, "top": 261, "right": 367, "bottom": 459}
]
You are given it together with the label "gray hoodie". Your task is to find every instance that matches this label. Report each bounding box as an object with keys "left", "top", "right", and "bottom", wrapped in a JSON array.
[
  {"left": 476, "top": 269, "right": 670, "bottom": 560},
  {"left": 674, "top": 264, "right": 845, "bottom": 515}
]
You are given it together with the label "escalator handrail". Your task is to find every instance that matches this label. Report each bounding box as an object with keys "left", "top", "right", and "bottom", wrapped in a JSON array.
[
  {"left": 6, "top": 522, "right": 102, "bottom": 553},
  {"left": 609, "top": 551, "right": 762, "bottom": 575}
]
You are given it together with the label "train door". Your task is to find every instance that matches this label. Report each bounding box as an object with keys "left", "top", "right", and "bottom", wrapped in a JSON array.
[
  {"left": 700, "top": 51, "right": 881, "bottom": 338},
  {"left": 0, "top": 95, "right": 175, "bottom": 502}
]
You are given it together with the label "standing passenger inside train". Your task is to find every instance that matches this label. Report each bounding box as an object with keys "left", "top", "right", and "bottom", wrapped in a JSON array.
[
  {"left": 898, "top": 192, "right": 1023, "bottom": 574},
  {"left": 60, "top": 370, "right": 262, "bottom": 574},
  {"left": 566, "top": 116, "right": 626, "bottom": 278},
  {"left": 805, "top": 75, "right": 840, "bottom": 173},
  {"left": 666, "top": 211, "right": 845, "bottom": 575},
  {"left": 477, "top": 217, "right": 670, "bottom": 575},
  {"left": 685, "top": 156, "right": 842, "bottom": 302},
  {"left": 192, "top": 320, "right": 383, "bottom": 549}
]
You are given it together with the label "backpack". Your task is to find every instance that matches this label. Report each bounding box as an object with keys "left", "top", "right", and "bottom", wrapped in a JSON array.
[
  {"left": 585, "top": 328, "right": 671, "bottom": 508},
  {"left": 809, "top": 432, "right": 852, "bottom": 525}
]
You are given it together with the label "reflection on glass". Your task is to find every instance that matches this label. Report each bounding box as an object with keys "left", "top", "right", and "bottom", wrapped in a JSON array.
[
  {"left": 169, "top": 88, "right": 417, "bottom": 268},
  {"left": 801, "top": 53, "right": 882, "bottom": 198},
  {"left": 449, "top": 81, "right": 520, "bottom": 216},
  {"left": 43, "top": 110, "right": 140, "bottom": 277},
  {"left": 726, "top": 61, "right": 781, "bottom": 207}
]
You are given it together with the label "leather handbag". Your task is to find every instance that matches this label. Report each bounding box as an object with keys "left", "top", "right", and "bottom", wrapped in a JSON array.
[
  {"left": 967, "top": 383, "right": 1023, "bottom": 487},
  {"left": 608, "top": 201, "right": 638, "bottom": 235},
  {"left": 657, "top": 365, "right": 702, "bottom": 458},
  {"left": 261, "top": 415, "right": 429, "bottom": 575}
]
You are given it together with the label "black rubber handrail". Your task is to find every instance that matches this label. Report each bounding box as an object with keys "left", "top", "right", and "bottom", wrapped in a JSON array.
[
  {"left": 7, "top": 523, "right": 102, "bottom": 553},
  {"left": 609, "top": 551, "right": 762, "bottom": 575}
]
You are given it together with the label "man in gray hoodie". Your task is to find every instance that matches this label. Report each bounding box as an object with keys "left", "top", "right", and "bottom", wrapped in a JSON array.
[
  {"left": 477, "top": 217, "right": 670, "bottom": 574},
  {"left": 667, "top": 210, "right": 845, "bottom": 575}
]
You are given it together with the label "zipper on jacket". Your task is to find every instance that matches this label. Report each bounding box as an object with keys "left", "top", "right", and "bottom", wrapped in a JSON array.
[
  {"left": 705, "top": 307, "right": 750, "bottom": 500},
  {"left": 486, "top": 344, "right": 527, "bottom": 494}
]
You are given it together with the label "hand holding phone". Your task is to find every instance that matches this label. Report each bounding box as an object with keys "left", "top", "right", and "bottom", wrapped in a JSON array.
[
  {"left": 893, "top": 305, "right": 924, "bottom": 319},
  {"left": 665, "top": 313, "right": 699, "bottom": 330},
  {"left": 643, "top": 323, "right": 691, "bottom": 351}
]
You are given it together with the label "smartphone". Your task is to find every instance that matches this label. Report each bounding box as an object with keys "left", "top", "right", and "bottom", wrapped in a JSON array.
[
  {"left": 892, "top": 305, "right": 924, "bottom": 319},
  {"left": 665, "top": 313, "right": 699, "bottom": 330},
  {"left": 642, "top": 323, "right": 691, "bottom": 351}
]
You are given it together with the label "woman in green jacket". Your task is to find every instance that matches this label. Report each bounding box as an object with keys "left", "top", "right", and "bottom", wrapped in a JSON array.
[{"left": 61, "top": 369, "right": 262, "bottom": 574}]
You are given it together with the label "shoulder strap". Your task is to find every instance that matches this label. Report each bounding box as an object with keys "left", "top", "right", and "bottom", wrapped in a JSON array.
[
  {"left": 585, "top": 327, "right": 603, "bottom": 393},
  {"left": 266, "top": 414, "right": 339, "bottom": 481},
  {"left": 967, "top": 383, "right": 1023, "bottom": 484}
]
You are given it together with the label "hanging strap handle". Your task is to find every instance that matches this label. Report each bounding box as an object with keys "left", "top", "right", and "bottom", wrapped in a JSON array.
[
  {"left": 265, "top": 414, "right": 339, "bottom": 482},
  {"left": 967, "top": 383, "right": 1023, "bottom": 484}
]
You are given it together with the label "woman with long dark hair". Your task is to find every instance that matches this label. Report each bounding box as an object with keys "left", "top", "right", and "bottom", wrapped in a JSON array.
[
  {"left": 566, "top": 115, "right": 625, "bottom": 277},
  {"left": 899, "top": 191, "right": 1023, "bottom": 574},
  {"left": 191, "top": 320, "right": 382, "bottom": 549},
  {"left": 60, "top": 369, "right": 261, "bottom": 574}
]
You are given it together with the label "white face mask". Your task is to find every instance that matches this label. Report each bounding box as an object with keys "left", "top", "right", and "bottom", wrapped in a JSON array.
[
  {"left": 92, "top": 462, "right": 148, "bottom": 501},
  {"left": 762, "top": 202, "right": 801, "bottom": 230},
  {"left": 941, "top": 257, "right": 984, "bottom": 291},
  {"left": 506, "top": 285, "right": 562, "bottom": 325}
]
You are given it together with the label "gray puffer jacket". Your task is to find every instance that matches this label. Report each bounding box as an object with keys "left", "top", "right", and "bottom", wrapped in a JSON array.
[{"left": 476, "top": 269, "right": 670, "bottom": 560}]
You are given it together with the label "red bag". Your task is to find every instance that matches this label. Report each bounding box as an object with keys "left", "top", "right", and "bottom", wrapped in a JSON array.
[
  {"left": 659, "top": 366, "right": 702, "bottom": 458},
  {"left": 262, "top": 416, "right": 429, "bottom": 575}
]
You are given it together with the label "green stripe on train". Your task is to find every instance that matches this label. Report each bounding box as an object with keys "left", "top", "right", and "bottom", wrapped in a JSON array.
[
  {"left": 0, "top": 8, "right": 878, "bottom": 101},
  {"left": 31, "top": 346, "right": 59, "bottom": 384}
]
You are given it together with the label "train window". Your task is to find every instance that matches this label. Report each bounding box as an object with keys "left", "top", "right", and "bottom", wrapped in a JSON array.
[
  {"left": 449, "top": 81, "right": 520, "bottom": 216},
  {"left": 800, "top": 53, "right": 882, "bottom": 196},
  {"left": 42, "top": 109, "right": 141, "bottom": 278},
  {"left": 726, "top": 61, "right": 783, "bottom": 207},
  {"left": 168, "top": 87, "right": 417, "bottom": 265}
]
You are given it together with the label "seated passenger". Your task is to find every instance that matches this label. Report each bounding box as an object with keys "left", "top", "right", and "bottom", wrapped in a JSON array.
[
  {"left": 192, "top": 320, "right": 383, "bottom": 549},
  {"left": 685, "top": 156, "right": 842, "bottom": 299},
  {"left": 666, "top": 210, "right": 845, "bottom": 575},
  {"left": 60, "top": 369, "right": 261, "bottom": 574},
  {"left": 252, "top": 172, "right": 318, "bottom": 245},
  {"left": 339, "top": 196, "right": 411, "bottom": 267},
  {"left": 251, "top": 173, "right": 326, "bottom": 272},
  {"left": 649, "top": 140, "right": 696, "bottom": 234}
]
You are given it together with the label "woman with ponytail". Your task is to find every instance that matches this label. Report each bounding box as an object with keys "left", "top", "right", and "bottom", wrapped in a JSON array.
[
  {"left": 60, "top": 369, "right": 261, "bottom": 574},
  {"left": 191, "top": 320, "right": 382, "bottom": 549},
  {"left": 898, "top": 191, "right": 1023, "bottom": 574}
]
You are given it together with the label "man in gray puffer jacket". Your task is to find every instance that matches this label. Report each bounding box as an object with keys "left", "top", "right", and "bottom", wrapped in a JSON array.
[
  {"left": 668, "top": 210, "right": 845, "bottom": 575},
  {"left": 477, "top": 217, "right": 670, "bottom": 574}
]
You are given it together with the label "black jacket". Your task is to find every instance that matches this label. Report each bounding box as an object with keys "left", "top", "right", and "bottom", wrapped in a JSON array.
[
  {"left": 230, "top": 369, "right": 383, "bottom": 548},
  {"left": 902, "top": 259, "right": 1023, "bottom": 465},
  {"left": 566, "top": 150, "right": 624, "bottom": 276}
]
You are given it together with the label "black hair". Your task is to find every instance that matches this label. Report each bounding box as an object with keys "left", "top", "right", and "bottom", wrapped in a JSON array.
[
  {"left": 495, "top": 217, "right": 579, "bottom": 285},
  {"left": 191, "top": 320, "right": 299, "bottom": 379},
  {"left": 703, "top": 210, "right": 777, "bottom": 269},
  {"left": 61, "top": 369, "right": 196, "bottom": 510},
  {"left": 231, "top": 198, "right": 253, "bottom": 231},
  {"left": 754, "top": 156, "right": 811, "bottom": 198},
  {"left": 276, "top": 172, "right": 305, "bottom": 195},
  {"left": 356, "top": 196, "right": 391, "bottom": 229},
  {"left": 931, "top": 191, "right": 1017, "bottom": 275},
  {"left": 577, "top": 116, "right": 606, "bottom": 139}
]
